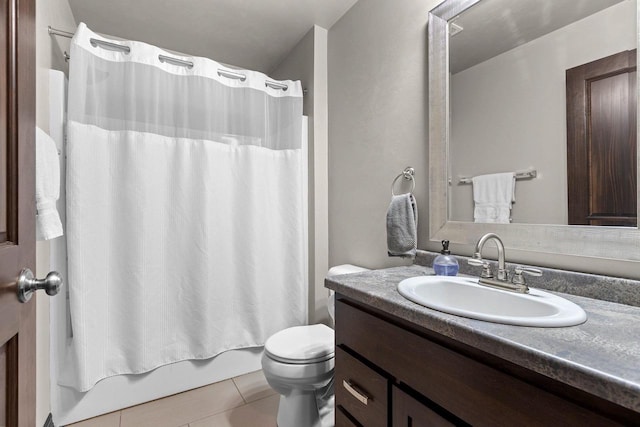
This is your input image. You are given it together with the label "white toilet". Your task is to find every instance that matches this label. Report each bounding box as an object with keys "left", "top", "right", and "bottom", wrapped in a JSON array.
[{"left": 261, "top": 264, "right": 369, "bottom": 427}]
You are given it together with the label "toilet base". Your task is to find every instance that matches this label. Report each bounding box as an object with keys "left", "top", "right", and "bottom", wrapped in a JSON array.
[
  {"left": 318, "top": 394, "right": 335, "bottom": 427},
  {"left": 277, "top": 389, "right": 322, "bottom": 427},
  {"left": 275, "top": 388, "right": 335, "bottom": 427}
]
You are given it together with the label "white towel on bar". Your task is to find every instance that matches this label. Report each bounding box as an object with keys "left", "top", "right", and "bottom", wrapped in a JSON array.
[
  {"left": 35, "top": 127, "right": 63, "bottom": 240},
  {"left": 472, "top": 172, "right": 515, "bottom": 223}
]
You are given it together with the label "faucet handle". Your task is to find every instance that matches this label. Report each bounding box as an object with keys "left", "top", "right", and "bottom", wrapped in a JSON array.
[
  {"left": 468, "top": 258, "right": 493, "bottom": 278},
  {"left": 512, "top": 266, "right": 542, "bottom": 286}
]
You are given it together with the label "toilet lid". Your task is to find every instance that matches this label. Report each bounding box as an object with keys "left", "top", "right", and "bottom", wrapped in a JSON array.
[{"left": 265, "top": 324, "right": 335, "bottom": 364}]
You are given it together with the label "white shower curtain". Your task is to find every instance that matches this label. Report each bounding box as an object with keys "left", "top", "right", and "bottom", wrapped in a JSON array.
[{"left": 60, "top": 23, "right": 307, "bottom": 392}]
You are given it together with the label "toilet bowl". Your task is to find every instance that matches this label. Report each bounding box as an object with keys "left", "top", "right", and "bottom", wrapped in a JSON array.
[
  {"left": 261, "top": 264, "right": 369, "bottom": 427},
  {"left": 262, "top": 324, "right": 335, "bottom": 427}
]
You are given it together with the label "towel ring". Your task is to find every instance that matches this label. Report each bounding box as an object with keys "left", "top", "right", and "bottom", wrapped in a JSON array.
[{"left": 391, "top": 167, "right": 415, "bottom": 196}]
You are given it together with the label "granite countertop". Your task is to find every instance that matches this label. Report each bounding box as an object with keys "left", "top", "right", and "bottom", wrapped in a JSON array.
[{"left": 325, "top": 265, "right": 640, "bottom": 413}]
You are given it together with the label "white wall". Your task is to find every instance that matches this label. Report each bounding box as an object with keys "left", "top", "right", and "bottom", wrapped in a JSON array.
[
  {"left": 270, "top": 26, "right": 330, "bottom": 325},
  {"left": 35, "top": 0, "right": 77, "bottom": 425},
  {"left": 449, "top": 1, "right": 636, "bottom": 224},
  {"left": 328, "top": 0, "right": 438, "bottom": 269}
]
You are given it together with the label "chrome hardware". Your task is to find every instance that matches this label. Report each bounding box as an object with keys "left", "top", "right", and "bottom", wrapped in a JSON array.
[
  {"left": 158, "top": 54, "right": 194, "bottom": 69},
  {"left": 265, "top": 80, "right": 288, "bottom": 91},
  {"left": 48, "top": 26, "right": 74, "bottom": 38},
  {"left": 217, "top": 69, "right": 248, "bottom": 81},
  {"left": 391, "top": 167, "right": 416, "bottom": 196},
  {"left": 470, "top": 233, "right": 530, "bottom": 293},
  {"left": 89, "top": 38, "right": 131, "bottom": 54},
  {"left": 467, "top": 257, "right": 492, "bottom": 278},
  {"left": 343, "top": 380, "right": 370, "bottom": 405},
  {"left": 17, "top": 269, "right": 63, "bottom": 303},
  {"left": 402, "top": 167, "right": 415, "bottom": 180},
  {"left": 473, "top": 233, "right": 508, "bottom": 281},
  {"left": 512, "top": 266, "right": 543, "bottom": 287},
  {"left": 458, "top": 169, "right": 537, "bottom": 184}
]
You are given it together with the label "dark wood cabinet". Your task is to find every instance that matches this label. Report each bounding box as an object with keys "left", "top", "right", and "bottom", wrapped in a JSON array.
[
  {"left": 392, "top": 386, "right": 456, "bottom": 427},
  {"left": 334, "top": 296, "right": 640, "bottom": 427},
  {"left": 335, "top": 407, "right": 360, "bottom": 426},
  {"left": 335, "top": 347, "right": 388, "bottom": 427}
]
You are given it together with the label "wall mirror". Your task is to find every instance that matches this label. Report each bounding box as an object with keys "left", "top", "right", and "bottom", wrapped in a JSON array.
[{"left": 427, "top": 0, "right": 640, "bottom": 261}]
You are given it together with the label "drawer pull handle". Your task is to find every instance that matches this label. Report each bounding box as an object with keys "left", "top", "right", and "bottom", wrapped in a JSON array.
[{"left": 343, "top": 380, "right": 370, "bottom": 405}]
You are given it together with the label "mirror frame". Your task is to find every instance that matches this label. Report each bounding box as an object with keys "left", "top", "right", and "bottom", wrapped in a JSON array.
[{"left": 428, "top": 0, "right": 640, "bottom": 261}]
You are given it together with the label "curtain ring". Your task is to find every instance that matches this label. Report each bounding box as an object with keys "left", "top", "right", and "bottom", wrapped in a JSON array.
[{"left": 391, "top": 167, "right": 415, "bottom": 196}]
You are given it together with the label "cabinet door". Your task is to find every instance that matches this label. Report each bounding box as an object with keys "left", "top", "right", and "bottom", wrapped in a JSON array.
[
  {"left": 335, "top": 347, "right": 388, "bottom": 427},
  {"left": 392, "top": 386, "right": 456, "bottom": 427},
  {"left": 336, "top": 407, "right": 360, "bottom": 426}
]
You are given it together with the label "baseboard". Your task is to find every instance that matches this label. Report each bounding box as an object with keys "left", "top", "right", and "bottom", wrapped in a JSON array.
[{"left": 43, "top": 413, "right": 55, "bottom": 427}]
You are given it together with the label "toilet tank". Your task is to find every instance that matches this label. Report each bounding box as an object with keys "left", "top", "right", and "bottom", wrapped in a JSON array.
[{"left": 326, "top": 264, "right": 369, "bottom": 321}]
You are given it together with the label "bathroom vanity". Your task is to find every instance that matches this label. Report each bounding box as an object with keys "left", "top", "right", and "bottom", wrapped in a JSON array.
[{"left": 326, "top": 265, "right": 640, "bottom": 426}]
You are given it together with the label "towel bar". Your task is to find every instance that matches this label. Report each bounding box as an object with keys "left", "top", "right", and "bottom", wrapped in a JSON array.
[{"left": 458, "top": 169, "right": 537, "bottom": 185}]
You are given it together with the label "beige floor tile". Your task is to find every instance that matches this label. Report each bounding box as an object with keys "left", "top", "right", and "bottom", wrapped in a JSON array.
[
  {"left": 232, "top": 370, "right": 277, "bottom": 403},
  {"left": 66, "top": 411, "right": 121, "bottom": 427},
  {"left": 120, "top": 380, "right": 244, "bottom": 427},
  {"left": 189, "top": 394, "right": 279, "bottom": 427}
]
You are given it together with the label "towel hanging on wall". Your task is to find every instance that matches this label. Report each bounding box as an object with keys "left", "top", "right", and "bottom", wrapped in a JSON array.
[
  {"left": 387, "top": 168, "right": 418, "bottom": 258},
  {"left": 387, "top": 193, "right": 418, "bottom": 258}
]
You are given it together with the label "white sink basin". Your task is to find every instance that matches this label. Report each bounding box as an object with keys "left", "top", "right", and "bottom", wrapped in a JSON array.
[{"left": 397, "top": 276, "right": 587, "bottom": 327}]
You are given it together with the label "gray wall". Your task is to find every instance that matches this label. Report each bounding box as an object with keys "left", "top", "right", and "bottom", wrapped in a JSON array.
[
  {"left": 271, "top": 26, "right": 331, "bottom": 324},
  {"left": 270, "top": 28, "right": 315, "bottom": 117},
  {"left": 328, "top": 0, "right": 440, "bottom": 269}
]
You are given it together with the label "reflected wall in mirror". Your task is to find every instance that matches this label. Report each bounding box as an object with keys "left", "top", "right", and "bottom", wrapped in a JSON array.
[
  {"left": 447, "top": 0, "right": 637, "bottom": 226},
  {"left": 427, "top": 0, "right": 640, "bottom": 262}
]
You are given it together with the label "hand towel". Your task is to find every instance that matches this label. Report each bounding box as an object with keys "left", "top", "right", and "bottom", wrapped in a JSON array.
[
  {"left": 387, "top": 193, "right": 418, "bottom": 258},
  {"left": 36, "top": 126, "right": 63, "bottom": 240},
  {"left": 471, "top": 172, "right": 515, "bottom": 223}
]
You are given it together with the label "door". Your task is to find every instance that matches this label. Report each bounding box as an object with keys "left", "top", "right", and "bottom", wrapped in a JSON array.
[
  {"left": 566, "top": 49, "right": 637, "bottom": 226},
  {"left": 0, "top": 0, "right": 36, "bottom": 425}
]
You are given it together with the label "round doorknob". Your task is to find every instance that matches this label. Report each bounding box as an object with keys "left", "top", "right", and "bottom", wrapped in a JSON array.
[{"left": 17, "top": 268, "right": 63, "bottom": 303}]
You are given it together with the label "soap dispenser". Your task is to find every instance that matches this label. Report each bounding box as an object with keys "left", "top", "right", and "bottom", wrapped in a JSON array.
[{"left": 433, "top": 240, "right": 459, "bottom": 276}]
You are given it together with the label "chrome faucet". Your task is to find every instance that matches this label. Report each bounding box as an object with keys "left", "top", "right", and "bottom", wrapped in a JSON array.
[
  {"left": 468, "top": 233, "right": 541, "bottom": 293},
  {"left": 473, "top": 233, "right": 508, "bottom": 281}
]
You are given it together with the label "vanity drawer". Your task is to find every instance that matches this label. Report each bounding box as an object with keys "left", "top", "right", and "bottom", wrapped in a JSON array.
[
  {"left": 336, "top": 298, "right": 626, "bottom": 426},
  {"left": 335, "top": 346, "right": 388, "bottom": 427}
]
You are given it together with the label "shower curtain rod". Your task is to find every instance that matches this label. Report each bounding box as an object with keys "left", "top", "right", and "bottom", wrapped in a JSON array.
[
  {"left": 49, "top": 26, "right": 74, "bottom": 38},
  {"left": 48, "top": 26, "right": 307, "bottom": 94}
]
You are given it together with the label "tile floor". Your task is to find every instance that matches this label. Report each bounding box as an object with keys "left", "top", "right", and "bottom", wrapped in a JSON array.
[{"left": 66, "top": 370, "right": 279, "bottom": 427}]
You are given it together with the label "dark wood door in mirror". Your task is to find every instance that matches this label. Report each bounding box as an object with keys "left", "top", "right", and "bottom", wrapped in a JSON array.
[{"left": 567, "top": 49, "right": 637, "bottom": 226}]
